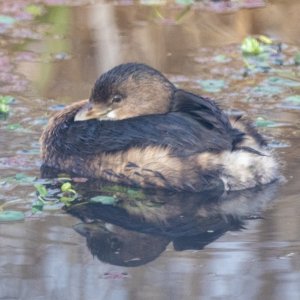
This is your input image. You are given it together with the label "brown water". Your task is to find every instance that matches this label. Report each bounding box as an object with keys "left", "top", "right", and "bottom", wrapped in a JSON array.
[{"left": 1, "top": 1, "right": 300, "bottom": 299}]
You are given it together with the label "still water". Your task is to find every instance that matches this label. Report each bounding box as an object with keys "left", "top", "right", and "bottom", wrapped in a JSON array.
[{"left": 1, "top": 1, "right": 300, "bottom": 299}]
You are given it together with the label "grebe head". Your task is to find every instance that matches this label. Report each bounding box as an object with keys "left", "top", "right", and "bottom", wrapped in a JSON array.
[{"left": 74, "top": 63, "right": 176, "bottom": 121}]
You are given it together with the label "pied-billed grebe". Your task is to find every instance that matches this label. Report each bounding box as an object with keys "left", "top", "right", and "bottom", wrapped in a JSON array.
[{"left": 41, "top": 63, "right": 279, "bottom": 191}]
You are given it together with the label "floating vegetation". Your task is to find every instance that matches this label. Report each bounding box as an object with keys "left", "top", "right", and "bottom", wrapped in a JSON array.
[
  {"left": 0, "top": 15, "right": 16, "bottom": 25},
  {"left": 101, "top": 185, "right": 146, "bottom": 200},
  {"left": 90, "top": 195, "right": 119, "bottom": 205},
  {"left": 241, "top": 36, "right": 264, "bottom": 55},
  {"left": 25, "top": 4, "right": 45, "bottom": 16},
  {"left": 250, "top": 84, "right": 284, "bottom": 97},
  {"left": 278, "top": 95, "right": 300, "bottom": 110},
  {"left": 284, "top": 95, "right": 300, "bottom": 105},
  {"left": 0, "top": 210, "right": 25, "bottom": 222},
  {"left": 268, "top": 140, "right": 290, "bottom": 149},
  {"left": 0, "top": 95, "right": 14, "bottom": 119},
  {"left": 294, "top": 52, "right": 300, "bottom": 65},
  {"left": 197, "top": 79, "right": 227, "bottom": 93},
  {"left": 240, "top": 35, "right": 290, "bottom": 75},
  {"left": 255, "top": 117, "right": 289, "bottom": 128},
  {"left": 266, "top": 77, "right": 300, "bottom": 88},
  {"left": 32, "top": 179, "right": 78, "bottom": 213},
  {"left": 0, "top": 173, "right": 37, "bottom": 186},
  {"left": 255, "top": 117, "right": 277, "bottom": 128},
  {"left": 213, "top": 54, "right": 232, "bottom": 63}
]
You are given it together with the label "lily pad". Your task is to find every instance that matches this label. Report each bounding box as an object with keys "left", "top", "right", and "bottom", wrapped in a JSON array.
[
  {"left": 258, "top": 35, "right": 273, "bottom": 45},
  {"left": 101, "top": 185, "right": 129, "bottom": 194},
  {"left": 255, "top": 117, "right": 285, "bottom": 128},
  {"left": 5, "top": 123, "right": 31, "bottom": 132},
  {"left": 61, "top": 182, "right": 72, "bottom": 192},
  {"left": 25, "top": 5, "right": 44, "bottom": 16},
  {"left": 140, "top": 0, "right": 166, "bottom": 5},
  {"left": 60, "top": 196, "right": 76, "bottom": 206},
  {"left": 0, "top": 102, "right": 9, "bottom": 115},
  {"left": 176, "top": 0, "right": 194, "bottom": 5},
  {"left": 34, "top": 183, "right": 48, "bottom": 197},
  {"left": 251, "top": 84, "right": 284, "bottom": 96},
  {"left": 0, "top": 210, "right": 25, "bottom": 222},
  {"left": 0, "top": 96, "right": 14, "bottom": 118},
  {"left": 294, "top": 52, "right": 300, "bottom": 65},
  {"left": 15, "top": 173, "right": 36, "bottom": 184},
  {"left": 0, "top": 15, "right": 16, "bottom": 25},
  {"left": 279, "top": 95, "right": 300, "bottom": 110},
  {"left": 197, "top": 79, "right": 226, "bottom": 93},
  {"left": 90, "top": 195, "right": 118, "bottom": 205},
  {"left": 213, "top": 54, "right": 231, "bottom": 63},
  {"left": 127, "top": 189, "right": 146, "bottom": 200},
  {"left": 0, "top": 95, "right": 15, "bottom": 104},
  {"left": 241, "top": 37, "right": 263, "bottom": 55},
  {"left": 32, "top": 199, "right": 44, "bottom": 214},
  {"left": 0, "top": 173, "right": 36, "bottom": 186},
  {"left": 255, "top": 117, "right": 276, "bottom": 128},
  {"left": 284, "top": 95, "right": 300, "bottom": 104},
  {"left": 267, "top": 77, "right": 300, "bottom": 87}
]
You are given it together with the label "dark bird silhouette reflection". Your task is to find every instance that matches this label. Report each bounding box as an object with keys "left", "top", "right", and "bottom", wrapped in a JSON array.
[{"left": 60, "top": 179, "right": 279, "bottom": 268}]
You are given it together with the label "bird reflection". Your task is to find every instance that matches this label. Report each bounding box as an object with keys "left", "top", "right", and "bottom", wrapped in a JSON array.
[{"left": 61, "top": 180, "right": 279, "bottom": 267}]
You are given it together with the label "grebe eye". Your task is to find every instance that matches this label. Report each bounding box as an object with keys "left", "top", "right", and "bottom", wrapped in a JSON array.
[{"left": 112, "top": 95, "right": 122, "bottom": 103}]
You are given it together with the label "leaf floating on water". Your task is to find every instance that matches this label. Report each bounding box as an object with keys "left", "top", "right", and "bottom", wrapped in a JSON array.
[
  {"left": 284, "top": 95, "right": 300, "bottom": 104},
  {"left": 101, "top": 185, "right": 129, "bottom": 194},
  {"left": 0, "top": 102, "right": 9, "bottom": 116},
  {"left": 140, "top": 0, "right": 167, "bottom": 5},
  {"left": 241, "top": 37, "right": 263, "bottom": 55},
  {"left": 294, "top": 52, "right": 300, "bottom": 65},
  {"left": 34, "top": 183, "right": 48, "bottom": 197},
  {"left": 15, "top": 173, "right": 36, "bottom": 184},
  {"left": 0, "top": 95, "right": 15, "bottom": 104},
  {"left": 213, "top": 54, "right": 231, "bottom": 63},
  {"left": 0, "top": 210, "right": 25, "bottom": 222},
  {"left": 0, "top": 96, "right": 15, "bottom": 119},
  {"left": 197, "top": 79, "right": 226, "bottom": 93},
  {"left": 273, "top": 70, "right": 300, "bottom": 82},
  {"left": 32, "top": 199, "right": 44, "bottom": 214},
  {"left": 278, "top": 95, "right": 300, "bottom": 110},
  {"left": 0, "top": 15, "right": 16, "bottom": 25},
  {"left": 25, "top": 5, "right": 44, "bottom": 17},
  {"left": 60, "top": 196, "right": 76, "bottom": 206},
  {"left": 6, "top": 123, "right": 22, "bottom": 131},
  {"left": 255, "top": 117, "right": 288, "bottom": 128},
  {"left": 251, "top": 84, "right": 284, "bottom": 96},
  {"left": 175, "top": 0, "right": 194, "bottom": 5},
  {"left": 255, "top": 117, "right": 276, "bottom": 128},
  {"left": 267, "top": 77, "right": 300, "bottom": 87},
  {"left": 258, "top": 35, "right": 273, "bottom": 45},
  {"left": 90, "top": 195, "right": 118, "bottom": 205},
  {"left": 6, "top": 123, "right": 31, "bottom": 132},
  {"left": 61, "top": 182, "right": 72, "bottom": 192},
  {"left": 127, "top": 189, "right": 146, "bottom": 200}
]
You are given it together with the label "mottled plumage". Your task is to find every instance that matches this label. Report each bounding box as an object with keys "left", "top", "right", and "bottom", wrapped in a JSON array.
[{"left": 41, "top": 63, "right": 279, "bottom": 191}]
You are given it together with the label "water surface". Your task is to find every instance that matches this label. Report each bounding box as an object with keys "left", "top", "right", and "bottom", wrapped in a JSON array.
[{"left": 1, "top": 1, "right": 300, "bottom": 299}]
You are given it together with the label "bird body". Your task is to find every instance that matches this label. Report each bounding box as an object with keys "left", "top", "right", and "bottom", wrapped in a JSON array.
[{"left": 40, "top": 63, "right": 279, "bottom": 191}]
